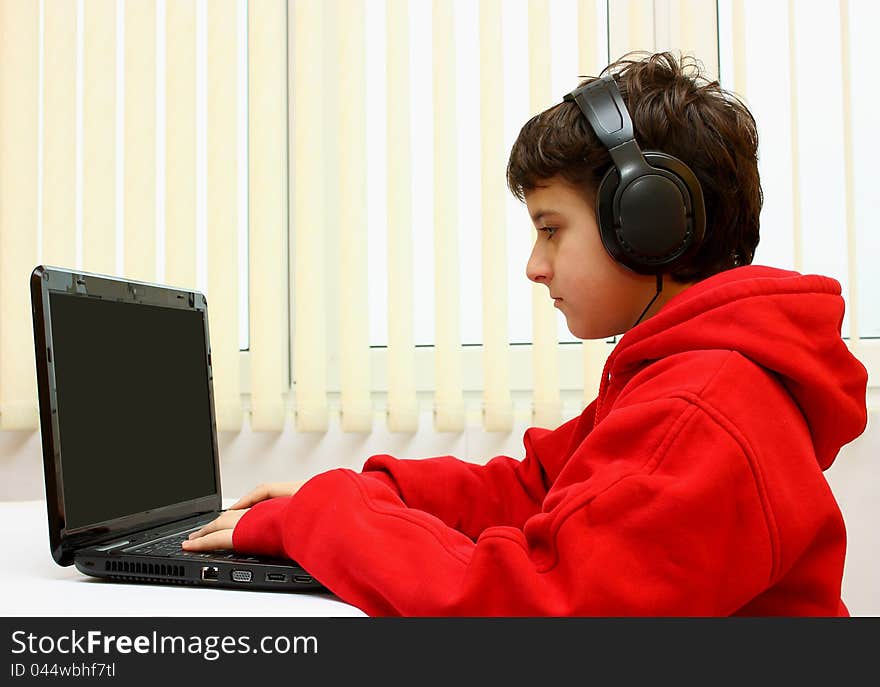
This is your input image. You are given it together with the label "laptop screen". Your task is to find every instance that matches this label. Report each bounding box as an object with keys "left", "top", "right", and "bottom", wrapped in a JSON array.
[{"left": 49, "top": 291, "right": 218, "bottom": 530}]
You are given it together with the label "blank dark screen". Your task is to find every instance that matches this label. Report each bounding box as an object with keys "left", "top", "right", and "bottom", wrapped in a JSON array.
[{"left": 49, "top": 292, "right": 217, "bottom": 530}]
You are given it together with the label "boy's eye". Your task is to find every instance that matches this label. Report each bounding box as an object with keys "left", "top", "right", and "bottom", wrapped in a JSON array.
[{"left": 539, "top": 226, "right": 558, "bottom": 238}]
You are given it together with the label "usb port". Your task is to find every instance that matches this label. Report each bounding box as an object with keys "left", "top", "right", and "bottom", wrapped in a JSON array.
[
  {"left": 231, "top": 569, "right": 252, "bottom": 582},
  {"left": 265, "top": 573, "right": 287, "bottom": 583}
]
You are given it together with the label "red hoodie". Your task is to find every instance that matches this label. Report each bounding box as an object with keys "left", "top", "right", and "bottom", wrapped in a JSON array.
[{"left": 233, "top": 265, "right": 868, "bottom": 616}]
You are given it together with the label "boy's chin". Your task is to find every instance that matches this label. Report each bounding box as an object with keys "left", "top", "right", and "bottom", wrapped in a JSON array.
[{"left": 567, "top": 319, "right": 625, "bottom": 341}]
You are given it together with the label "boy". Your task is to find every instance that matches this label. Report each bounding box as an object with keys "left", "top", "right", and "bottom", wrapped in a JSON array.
[{"left": 182, "top": 52, "right": 868, "bottom": 616}]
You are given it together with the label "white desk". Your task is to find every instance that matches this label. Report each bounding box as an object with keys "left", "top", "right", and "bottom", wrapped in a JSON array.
[{"left": 0, "top": 499, "right": 366, "bottom": 617}]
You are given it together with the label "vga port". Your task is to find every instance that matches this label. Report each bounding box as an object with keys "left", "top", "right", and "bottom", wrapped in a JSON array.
[{"left": 231, "top": 569, "right": 252, "bottom": 582}]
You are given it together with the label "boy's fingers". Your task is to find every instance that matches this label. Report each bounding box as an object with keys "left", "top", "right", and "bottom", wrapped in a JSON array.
[
  {"left": 228, "top": 496, "right": 255, "bottom": 510},
  {"left": 182, "top": 511, "right": 244, "bottom": 549},
  {"left": 228, "top": 485, "right": 270, "bottom": 510},
  {"left": 188, "top": 521, "right": 217, "bottom": 539},
  {"left": 187, "top": 511, "right": 240, "bottom": 539},
  {"left": 229, "top": 482, "right": 301, "bottom": 510},
  {"left": 181, "top": 529, "right": 233, "bottom": 551}
]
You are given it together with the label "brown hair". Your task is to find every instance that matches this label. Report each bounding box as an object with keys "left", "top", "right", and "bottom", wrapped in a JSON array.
[{"left": 506, "top": 51, "right": 762, "bottom": 283}]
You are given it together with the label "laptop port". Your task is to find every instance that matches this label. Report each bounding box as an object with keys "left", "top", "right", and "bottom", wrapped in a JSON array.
[
  {"left": 231, "top": 569, "right": 252, "bottom": 582},
  {"left": 201, "top": 566, "right": 219, "bottom": 581},
  {"left": 265, "top": 573, "right": 287, "bottom": 583},
  {"left": 293, "top": 574, "right": 314, "bottom": 584}
]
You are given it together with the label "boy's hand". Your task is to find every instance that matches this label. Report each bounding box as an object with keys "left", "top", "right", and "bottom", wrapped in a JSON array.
[
  {"left": 227, "top": 481, "right": 305, "bottom": 510},
  {"left": 180, "top": 481, "right": 305, "bottom": 552},
  {"left": 181, "top": 509, "right": 248, "bottom": 552}
]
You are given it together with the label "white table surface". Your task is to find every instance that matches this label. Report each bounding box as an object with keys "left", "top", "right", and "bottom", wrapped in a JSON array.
[{"left": 0, "top": 499, "right": 366, "bottom": 617}]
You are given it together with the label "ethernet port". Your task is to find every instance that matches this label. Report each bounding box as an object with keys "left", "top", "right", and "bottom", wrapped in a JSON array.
[{"left": 200, "top": 566, "right": 219, "bottom": 581}]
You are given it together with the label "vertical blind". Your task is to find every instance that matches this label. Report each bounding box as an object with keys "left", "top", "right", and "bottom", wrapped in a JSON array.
[
  {"left": 479, "top": 0, "right": 513, "bottom": 431},
  {"left": 290, "top": 0, "right": 327, "bottom": 432},
  {"left": 207, "top": 0, "right": 242, "bottom": 431},
  {"left": 528, "top": 0, "right": 563, "bottom": 430},
  {"left": 0, "top": 0, "right": 874, "bottom": 437},
  {"left": 124, "top": 0, "right": 156, "bottom": 286},
  {"left": 249, "top": 0, "right": 287, "bottom": 431},
  {"left": 0, "top": 1, "right": 39, "bottom": 431},
  {"left": 385, "top": 0, "right": 419, "bottom": 433}
]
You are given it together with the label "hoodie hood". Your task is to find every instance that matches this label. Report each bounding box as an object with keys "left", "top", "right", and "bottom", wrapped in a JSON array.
[{"left": 608, "top": 265, "right": 868, "bottom": 470}]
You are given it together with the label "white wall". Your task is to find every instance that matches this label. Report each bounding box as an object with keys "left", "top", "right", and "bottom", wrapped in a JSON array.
[
  {"left": 2, "top": 409, "right": 877, "bottom": 616},
  {"left": 824, "top": 413, "right": 878, "bottom": 617}
]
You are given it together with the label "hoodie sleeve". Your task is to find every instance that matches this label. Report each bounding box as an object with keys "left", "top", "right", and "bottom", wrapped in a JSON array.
[
  {"left": 355, "top": 411, "right": 590, "bottom": 538},
  {"left": 232, "top": 409, "right": 589, "bottom": 557},
  {"left": 233, "top": 396, "right": 774, "bottom": 616}
]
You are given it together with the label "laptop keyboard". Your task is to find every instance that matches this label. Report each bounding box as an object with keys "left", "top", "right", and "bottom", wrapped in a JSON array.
[
  {"left": 127, "top": 529, "right": 211, "bottom": 555},
  {"left": 123, "top": 527, "right": 261, "bottom": 562}
]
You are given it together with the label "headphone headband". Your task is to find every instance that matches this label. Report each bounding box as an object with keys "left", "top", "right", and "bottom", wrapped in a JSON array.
[{"left": 563, "top": 74, "right": 632, "bottom": 149}]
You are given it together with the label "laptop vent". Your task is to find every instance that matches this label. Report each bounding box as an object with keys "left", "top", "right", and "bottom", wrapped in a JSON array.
[
  {"left": 110, "top": 575, "right": 197, "bottom": 587},
  {"left": 105, "top": 560, "right": 185, "bottom": 577}
]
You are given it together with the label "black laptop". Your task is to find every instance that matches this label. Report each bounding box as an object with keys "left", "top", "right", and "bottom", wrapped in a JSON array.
[{"left": 30, "top": 264, "right": 321, "bottom": 591}]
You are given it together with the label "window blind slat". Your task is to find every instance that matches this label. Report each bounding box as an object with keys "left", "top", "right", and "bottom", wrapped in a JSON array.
[
  {"left": 82, "top": 0, "right": 116, "bottom": 276},
  {"left": 577, "top": 0, "right": 601, "bottom": 75},
  {"left": 479, "top": 0, "right": 513, "bottom": 432},
  {"left": 123, "top": 0, "right": 156, "bottom": 283},
  {"left": 736, "top": 2, "right": 794, "bottom": 270},
  {"left": 164, "top": 0, "right": 196, "bottom": 288},
  {"left": 43, "top": 0, "right": 77, "bottom": 268},
  {"left": 432, "top": 0, "right": 465, "bottom": 432},
  {"left": 247, "top": 0, "right": 287, "bottom": 432},
  {"left": 291, "top": 0, "right": 328, "bottom": 432},
  {"left": 528, "top": 0, "right": 561, "bottom": 429},
  {"left": 847, "top": 1, "right": 878, "bottom": 343},
  {"left": 674, "top": 0, "right": 719, "bottom": 79},
  {"left": 786, "top": 0, "right": 802, "bottom": 274},
  {"left": 336, "top": 0, "right": 372, "bottom": 433},
  {"left": 731, "top": 0, "right": 747, "bottom": 97},
  {"left": 577, "top": 0, "right": 610, "bottom": 405},
  {"left": 386, "top": 0, "right": 419, "bottom": 433},
  {"left": 207, "top": 0, "right": 242, "bottom": 431},
  {"left": 609, "top": 0, "right": 656, "bottom": 57},
  {"left": 790, "top": 4, "right": 849, "bottom": 334},
  {"left": 0, "top": 0, "right": 39, "bottom": 430},
  {"left": 839, "top": 0, "right": 860, "bottom": 348}
]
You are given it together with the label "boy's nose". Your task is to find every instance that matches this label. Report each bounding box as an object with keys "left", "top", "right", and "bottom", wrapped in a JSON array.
[{"left": 526, "top": 245, "right": 551, "bottom": 284}]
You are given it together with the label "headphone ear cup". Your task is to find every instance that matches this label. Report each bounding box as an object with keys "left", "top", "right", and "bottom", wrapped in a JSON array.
[
  {"left": 596, "top": 166, "right": 629, "bottom": 268},
  {"left": 596, "top": 151, "right": 706, "bottom": 275}
]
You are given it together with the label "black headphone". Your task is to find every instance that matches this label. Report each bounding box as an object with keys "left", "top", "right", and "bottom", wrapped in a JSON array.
[{"left": 563, "top": 74, "right": 706, "bottom": 276}]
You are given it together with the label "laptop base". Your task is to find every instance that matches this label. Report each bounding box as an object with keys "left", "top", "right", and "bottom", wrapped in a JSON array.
[{"left": 74, "top": 555, "right": 323, "bottom": 592}]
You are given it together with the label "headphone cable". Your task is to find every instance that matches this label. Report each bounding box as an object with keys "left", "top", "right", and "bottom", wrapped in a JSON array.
[{"left": 632, "top": 274, "right": 663, "bottom": 328}]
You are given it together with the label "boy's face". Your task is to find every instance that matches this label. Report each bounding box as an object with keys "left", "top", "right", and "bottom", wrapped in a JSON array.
[{"left": 525, "top": 176, "right": 684, "bottom": 339}]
